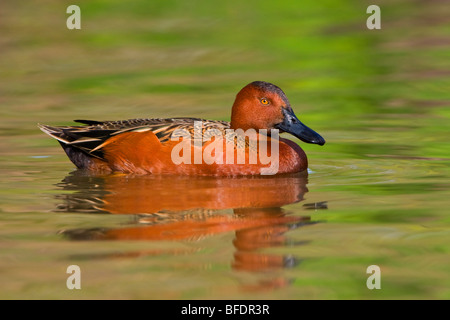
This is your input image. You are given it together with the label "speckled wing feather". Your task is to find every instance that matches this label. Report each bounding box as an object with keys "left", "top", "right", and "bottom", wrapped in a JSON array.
[{"left": 38, "top": 118, "right": 231, "bottom": 160}]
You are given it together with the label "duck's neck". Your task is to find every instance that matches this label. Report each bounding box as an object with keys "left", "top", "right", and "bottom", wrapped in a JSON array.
[{"left": 230, "top": 102, "right": 258, "bottom": 131}]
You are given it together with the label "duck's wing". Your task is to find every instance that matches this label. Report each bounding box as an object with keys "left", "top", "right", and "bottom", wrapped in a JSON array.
[{"left": 38, "top": 118, "right": 231, "bottom": 160}]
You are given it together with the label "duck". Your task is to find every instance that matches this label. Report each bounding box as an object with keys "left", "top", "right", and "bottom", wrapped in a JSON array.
[{"left": 38, "top": 81, "right": 325, "bottom": 176}]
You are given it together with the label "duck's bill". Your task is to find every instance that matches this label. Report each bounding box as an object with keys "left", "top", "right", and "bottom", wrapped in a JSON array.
[{"left": 274, "top": 108, "right": 326, "bottom": 146}]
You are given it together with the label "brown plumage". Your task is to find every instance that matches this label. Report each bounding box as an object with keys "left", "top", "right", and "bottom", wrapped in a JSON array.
[{"left": 39, "top": 81, "right": 325, "bottom": 175}]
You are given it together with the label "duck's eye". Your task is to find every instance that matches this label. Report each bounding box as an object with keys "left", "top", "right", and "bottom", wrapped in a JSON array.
[{"left": 260, "top": 98, "right": 269, "bottom": 105}]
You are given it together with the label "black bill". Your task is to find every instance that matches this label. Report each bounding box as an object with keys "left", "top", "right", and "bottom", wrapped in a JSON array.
[{"left": 274, "top": 108, "right": 325, "bottom": 146}]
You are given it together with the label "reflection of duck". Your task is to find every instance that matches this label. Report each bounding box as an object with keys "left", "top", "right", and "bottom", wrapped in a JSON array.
[
  {"left": 56, "top": 170, "right": 310, "bottom": 214},
  {"left": 57, "top": 170, "right": 325, "bottom": 289},
  {"left": 39, "top": 81, "right": 325, "bottom": 175}
]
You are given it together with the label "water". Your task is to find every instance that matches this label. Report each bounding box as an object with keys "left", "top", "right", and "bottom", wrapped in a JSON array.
[{"left": 1, "top": 0, "right": 449, "bottom": 299}]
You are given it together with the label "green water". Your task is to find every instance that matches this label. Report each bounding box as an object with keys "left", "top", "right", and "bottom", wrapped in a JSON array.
[{"left": 1, "top": 0, "right": 449, "bottom": 299}]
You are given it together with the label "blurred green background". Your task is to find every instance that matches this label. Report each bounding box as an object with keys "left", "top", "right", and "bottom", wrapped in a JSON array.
[{"left": 0, "top": 0, "right": 449, "bottom": 299}]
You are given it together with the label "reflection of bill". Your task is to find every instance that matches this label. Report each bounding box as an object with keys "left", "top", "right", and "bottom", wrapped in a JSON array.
[
  {"left": 170, "top": 121, "right": 280, "bottom": 175},
  {"left": 57, "top": 172, "right": 326, "bottom": 290}
]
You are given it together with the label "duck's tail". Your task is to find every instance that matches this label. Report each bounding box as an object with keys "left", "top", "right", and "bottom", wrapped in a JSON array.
[{"left": 38, "top": 123, "right": 106, "bottom": 169}]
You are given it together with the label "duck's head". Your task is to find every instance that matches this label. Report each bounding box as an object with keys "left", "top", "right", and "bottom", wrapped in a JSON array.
[{"left": 230, "top": 81, "right": 325, "bottom": 146}]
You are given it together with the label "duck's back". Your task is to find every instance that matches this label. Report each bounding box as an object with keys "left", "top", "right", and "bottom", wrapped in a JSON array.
[{"left": 38, "top": 118, "right": 230, "bottom": 171}]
